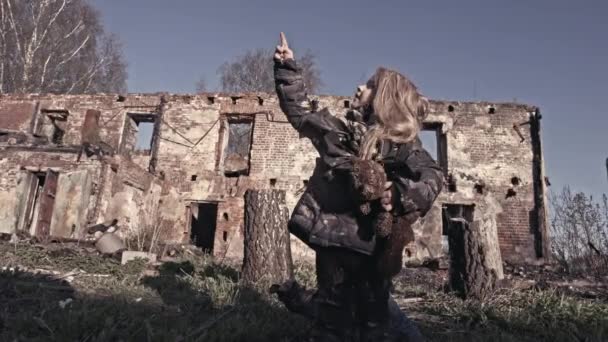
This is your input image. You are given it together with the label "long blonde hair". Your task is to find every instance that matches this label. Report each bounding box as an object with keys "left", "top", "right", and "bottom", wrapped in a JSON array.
[{"left": 359, "top": 67, "right": 429, "bottom": 160}]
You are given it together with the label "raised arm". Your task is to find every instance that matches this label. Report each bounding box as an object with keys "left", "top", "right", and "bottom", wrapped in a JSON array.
[
  {"left": 273, "top": 32, "right": 324, "bottom": 139},
  {"left": 274, "top": 58, "right": 312, "bottom": 132}
]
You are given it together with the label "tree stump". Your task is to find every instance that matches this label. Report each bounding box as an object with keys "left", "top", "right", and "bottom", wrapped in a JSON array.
[
  {"left": 446, "top": 205, "right": 501, "bottom": 299},
  {"left": 242, "top": 189, "right": 293, "bottom": 285}
]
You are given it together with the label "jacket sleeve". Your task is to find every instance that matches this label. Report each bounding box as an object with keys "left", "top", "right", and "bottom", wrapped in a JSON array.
[
  {"left": 389, "top": 142, "right": 444, "bottom": 217},
  {"left": 274, "top": 58, "right": 319, "bottom": 139},
  {"left": 275, "top": 58, "right": 357, "bottom": 173}
]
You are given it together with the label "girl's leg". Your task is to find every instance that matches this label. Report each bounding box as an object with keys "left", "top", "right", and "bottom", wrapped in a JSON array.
[
  {"left": 355, "top": 261, "right": 425, "bottom": 341},
  {"left": 311, "top": 247, "right": 359, "bottom": 341}
]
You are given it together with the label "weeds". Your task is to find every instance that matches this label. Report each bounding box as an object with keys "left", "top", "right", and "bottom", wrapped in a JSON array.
[
  {"left": 124, "top": 222, "right": 167, "bottom": 254},
  {"left": 1, "top": 242, "right": 607, "bottom": 341},
  {"left": 416, "top": 289, "right": 608, "bottom": 341}
]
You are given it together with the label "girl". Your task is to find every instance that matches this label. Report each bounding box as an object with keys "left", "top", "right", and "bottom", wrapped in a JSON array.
[{"left": 273, "top": 33, "right": 442, "bottom": 341}]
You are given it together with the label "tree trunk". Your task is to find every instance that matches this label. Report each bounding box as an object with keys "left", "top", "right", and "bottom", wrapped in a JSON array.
[
  {"left": 242, "top": 189, "right": 293, "bottom": 285},
  {"left": 446, "top": 205, "right": 501, "bottom": 299}
]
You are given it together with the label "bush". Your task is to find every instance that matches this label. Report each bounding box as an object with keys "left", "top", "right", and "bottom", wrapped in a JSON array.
[{"left": 550, "top": 186, "right": 608, "bottom": 277}]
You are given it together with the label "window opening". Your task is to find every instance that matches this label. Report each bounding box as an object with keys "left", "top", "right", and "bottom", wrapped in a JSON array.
[
  {"left": 223, "top": 118, "right": 253, "bottom": 177},
  {"left": 421, "top": 123, "right": 448, "bottom": 175}
]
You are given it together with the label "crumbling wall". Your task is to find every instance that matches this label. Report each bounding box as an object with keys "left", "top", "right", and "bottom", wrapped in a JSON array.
[
  {"left": 105, "top": 156, "right": 152, "bottom": 235},
  {"left": 154, "top": 96, "right": 218, "bottom": 182},
  {"left": 0, "top": 157, "right": 26, "bottom": 233},
  {"left": 248, "top": 98, "right": 318, "bottom": 179},
  {"left": 148, "top": 94, "right": 337, "bottom": 259},
  {"left": 0, "top": 100, "right": 36, "bottom": 132},
  {"left": 0, "top": 93, "right": 180, "bottom": 242},
  {"left": 0, "top": 148, "right": 103, "bottom": 236},
  {"left": 0, "top": 147, "right": 178, "bottom": 243},
  {"left": 408, "top": 102, "right": 543, "bottom": 264},
  {"left": 0, "top": 93, "right": 546, "bottom": 266}
]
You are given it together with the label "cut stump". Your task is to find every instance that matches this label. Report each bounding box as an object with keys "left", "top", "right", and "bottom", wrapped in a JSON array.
[
  {"left": 446, "top": 205, "right": 502, "bottom": 299},
  {"left": 242, "top": 189, "right": 293, "bottom": 285}
]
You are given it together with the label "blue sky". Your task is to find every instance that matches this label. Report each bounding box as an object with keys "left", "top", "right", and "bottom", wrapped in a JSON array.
[{"left": 94, "top": 0, "right": 608, "bottom": 198}]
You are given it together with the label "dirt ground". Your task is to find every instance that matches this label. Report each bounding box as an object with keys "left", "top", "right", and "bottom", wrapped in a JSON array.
[{"left": 1, "top": 240, "right": 607, "bottom": 341}]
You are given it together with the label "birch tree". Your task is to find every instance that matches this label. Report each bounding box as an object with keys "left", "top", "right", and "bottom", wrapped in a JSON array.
[{"left": 0, "top": 0, "right": 127, "bottom": 94}]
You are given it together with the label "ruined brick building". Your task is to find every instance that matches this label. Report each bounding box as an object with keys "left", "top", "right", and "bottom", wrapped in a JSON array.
[{"left": 0, "top": 93, "right": 549, "bottom": 265}]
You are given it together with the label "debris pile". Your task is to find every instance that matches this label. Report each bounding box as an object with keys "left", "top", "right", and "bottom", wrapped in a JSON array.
[{"left": 503, "top": 261, "right": 608, "bottom": 301}]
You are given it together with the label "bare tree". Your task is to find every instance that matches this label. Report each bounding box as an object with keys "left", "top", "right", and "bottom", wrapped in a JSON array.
[
  {"left": 550, "top": 186, "right": 608, "bottom": 276},
  {"left": 216, "top": 48, "right": 322, "bottom": 94},
  {"left": 0, "top": 0, "right": 127, "bottom": 94}
]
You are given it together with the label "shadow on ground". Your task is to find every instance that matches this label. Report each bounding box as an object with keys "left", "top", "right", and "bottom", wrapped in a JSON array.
[
  {"left": 1, "top": 248, "right": 607, "bottom": 342},
  {"left": 0, "top": 261, "right": 310, "bottom": 342}
]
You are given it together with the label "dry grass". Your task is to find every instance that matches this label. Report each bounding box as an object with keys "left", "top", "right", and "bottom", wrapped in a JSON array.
[
  {"left": 411, "top": 289, "right": 608, "bottom": 341},
  {"left": 1, "top": 241, "right": 607, "bottom": 341}
]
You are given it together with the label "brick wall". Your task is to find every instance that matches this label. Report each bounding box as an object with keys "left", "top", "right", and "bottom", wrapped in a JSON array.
[
  {"left": 0, "top": 93, "right": 547, "bottom": 265},
  {"left": 427, "top": 102, "right": 542, "bottom": 263}
]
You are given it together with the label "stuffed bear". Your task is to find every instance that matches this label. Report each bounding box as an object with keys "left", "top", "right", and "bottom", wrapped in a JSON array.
[{"left": 350, "top": 157, "right": 418, "bottom": 277}]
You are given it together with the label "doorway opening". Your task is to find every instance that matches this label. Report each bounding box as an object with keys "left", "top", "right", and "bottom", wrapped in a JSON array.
[
  {"left": 24, "top": 173, "right": 46, "bottom": 235},
  {"left": 189, "top": 202, "right": 218, "bottom": 253},
  {"left": 22, "top": 170, "right": 59, "bottom": 237}
]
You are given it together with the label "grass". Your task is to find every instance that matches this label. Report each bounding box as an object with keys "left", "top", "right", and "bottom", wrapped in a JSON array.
[
  {"left": 0, "top": 242, "right": 310, "bottom": 342},
  {"left": 412, "top": 289, "right": 608, "bottom": 341},
  {"left": 1, "top": 241, "right": 607, "bottom": 341}
]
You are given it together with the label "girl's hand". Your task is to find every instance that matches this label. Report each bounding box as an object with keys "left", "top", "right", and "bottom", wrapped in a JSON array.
[
  {"left": 381, "top": 181, "right": 393, "bottom": 211},
  {"left": 274, "top": 32, "right": 294, "bottom": 62}
]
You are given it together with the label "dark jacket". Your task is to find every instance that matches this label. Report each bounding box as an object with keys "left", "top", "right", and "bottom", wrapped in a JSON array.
[{"left": 275, "top": 59, "right": 443, "bottom": 255}]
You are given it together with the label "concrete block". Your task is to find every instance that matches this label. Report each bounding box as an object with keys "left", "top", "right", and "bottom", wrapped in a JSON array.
[{"left": 121, "top": 251, "right": 157, "bottom": 265}]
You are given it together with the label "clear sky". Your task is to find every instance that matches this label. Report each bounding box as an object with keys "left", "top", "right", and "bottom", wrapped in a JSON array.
[{"left": 94, "top": 0, "right": 607, "bottom": 198}]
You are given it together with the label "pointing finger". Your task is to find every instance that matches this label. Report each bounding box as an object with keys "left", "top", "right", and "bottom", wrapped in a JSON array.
[{"left": 280, "top": 32, "right": 288, "bottom": 48}]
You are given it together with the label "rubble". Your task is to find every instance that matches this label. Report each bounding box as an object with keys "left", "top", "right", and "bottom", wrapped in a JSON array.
[
  {"left": 501, "top": 261, "right": 608, "bottom": 301},
  {"left": 95, "top": 233, "right": 126, "bottom": 254}
]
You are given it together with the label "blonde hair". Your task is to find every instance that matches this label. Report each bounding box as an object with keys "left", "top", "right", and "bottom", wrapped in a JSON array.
[{"left": 359, "top": 67, "right": 429, "bottom": 160}]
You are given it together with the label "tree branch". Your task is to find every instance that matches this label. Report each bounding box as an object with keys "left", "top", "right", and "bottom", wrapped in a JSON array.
[
  {"left": 62, "top": 18, "right": 83, "bottom": 40},
  {"left": 39, "top": 51, "right": 54, "bottom": 90},
  {"left": 66, "top": 55, "right": 104, "bottom": 94},
  {"left": 56, "top": 33, "right": 90, "bottom": 67},
  {"left": 5, "top": 0, "right": 24, "bottom": 62},
  {"left": 35, "top": 0, "right": 68, "bottom": 54}
]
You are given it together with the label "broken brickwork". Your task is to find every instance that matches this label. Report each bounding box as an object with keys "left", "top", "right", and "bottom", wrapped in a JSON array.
[{"left": 0, "top": 93, "right": 549, "bottom": 265}]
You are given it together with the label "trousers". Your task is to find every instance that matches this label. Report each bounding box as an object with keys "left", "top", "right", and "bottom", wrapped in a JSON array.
[{"left": 274, "top": 247, "right": 425, "bottom": 341}]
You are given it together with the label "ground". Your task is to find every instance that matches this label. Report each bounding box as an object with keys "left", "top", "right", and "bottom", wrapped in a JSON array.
[{"left": 1, "top": 241, "right": 607, "bottom": 342}]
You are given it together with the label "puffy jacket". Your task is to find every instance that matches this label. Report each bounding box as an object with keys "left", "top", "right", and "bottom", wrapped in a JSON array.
[{"left": 275, "top": 59, "right": 443, "bottom": 255}]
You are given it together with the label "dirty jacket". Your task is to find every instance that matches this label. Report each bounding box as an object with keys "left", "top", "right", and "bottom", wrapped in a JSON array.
[{"left": 275, "top": 59, "right": 443, "bottom": 256}]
